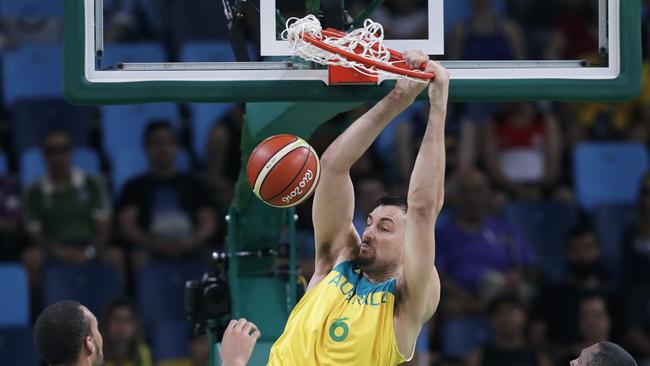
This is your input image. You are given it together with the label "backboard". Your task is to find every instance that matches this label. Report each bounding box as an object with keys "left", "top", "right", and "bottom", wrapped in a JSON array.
[{"left": 63, "top": 0, "right": 642, "bottom": 104}]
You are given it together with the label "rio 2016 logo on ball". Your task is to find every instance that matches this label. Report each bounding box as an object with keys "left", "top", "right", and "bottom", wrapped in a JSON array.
[{"left": 247, "top": 134, "right": 321, "bottom": 208}]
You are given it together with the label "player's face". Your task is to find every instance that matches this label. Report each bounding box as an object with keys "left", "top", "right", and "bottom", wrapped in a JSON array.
[
  {"left": 570, "top": 343, "right": 599, "bottom": 366},
  {"left": 360, "top": 205, "right": 406, "bottom": 272},
  {"left": 82, "top": 306, "right": 105, "bottom": 366}
]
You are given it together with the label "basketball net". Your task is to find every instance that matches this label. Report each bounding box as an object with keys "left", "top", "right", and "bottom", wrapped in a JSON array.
[{"left": 281, "top": 15, "right": 434, "bottom": 84}]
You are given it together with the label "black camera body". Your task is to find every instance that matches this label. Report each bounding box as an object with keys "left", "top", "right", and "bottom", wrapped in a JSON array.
[{"left": 185, "top": 253, "right": 231, "bottom": 336}]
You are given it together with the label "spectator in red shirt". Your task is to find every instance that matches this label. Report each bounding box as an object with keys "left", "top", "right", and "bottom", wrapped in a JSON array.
[{"left": 483, "top": 103, "right": 562, "bottom": 201}]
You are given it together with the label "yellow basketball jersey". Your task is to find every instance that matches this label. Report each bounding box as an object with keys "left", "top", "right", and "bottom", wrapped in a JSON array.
[{"left": 267, "top": 261, "right": 407, "bottom": 365}]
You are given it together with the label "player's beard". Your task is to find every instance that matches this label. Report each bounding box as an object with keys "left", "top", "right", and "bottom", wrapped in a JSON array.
[{"left": 356, "top": 243, "right": 376, "bottom": 269}]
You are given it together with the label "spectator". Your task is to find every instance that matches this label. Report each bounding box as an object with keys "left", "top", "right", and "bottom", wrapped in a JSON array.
[
  {"left": 544, "top": 0, "right": 599, "bottom": 61},
  {"left": 566, "top": 102, "right": 638, "bottom": 142},
  {"left": 467, "top": 293, "right": 552, "bottom": 366},
  {"left": 371, "top": 0, "right": 428, "bottom": 39},
  {"left": 483, "top": 103, "right": 562, "bottom": 201},
  {"left": 159, "top": 333, "right": 209, "bottom": 366},
  {"left": 394, "top": 103, "right": 476, "bottom": 186},
  {"left": 105, "top": 0, "right": 229, "bottom": 47},
  {"left": 560, "top": 295, "right": 612, "bottom": 365},
  {"left": 102, "top": 297, "right": 152, "bottom": 366},
  {"left": 449, "top": 0, "right": 526, "bottom": 60},
  {"left": 436, "top": 168, "right": 537, "bottom": 315},
  {"left": 201, "top": 108, "right": 244, "bottom": 247},
  {"left": 22, "top": 130, "right": 122, "bottom": 284},
  {"left": 118, "top": 121, "right": 217, "bottom": 267},
  {"left": 620, "top": 173, "right": 650, "bottom": 364},
  {"left": 627, "top": 92, "right": 650, "bottom": 146},
  {"left": 1, "top": 9, "right": 63, "bottom": 47},
  {"left": 0, "top": 171, "right": 21, "bottom": 261},
  {"left": 621, "top": 173, "right": 650, "bottom": 287},
  {"left": 531, "top": 226, "right": 612, "bottom": 351}
]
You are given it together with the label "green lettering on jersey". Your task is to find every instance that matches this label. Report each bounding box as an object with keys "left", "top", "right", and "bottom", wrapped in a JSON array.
[{"left": 329, "top": 318, "right": 349, "bottom": 342}]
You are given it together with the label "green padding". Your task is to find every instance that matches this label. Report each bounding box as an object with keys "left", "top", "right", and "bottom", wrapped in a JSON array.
[
  {"left": 238, "top": 278, "right": 290, "bottom": 341},
  {"left": 63, "top": 0, "right": 643, "bottom": 103}
]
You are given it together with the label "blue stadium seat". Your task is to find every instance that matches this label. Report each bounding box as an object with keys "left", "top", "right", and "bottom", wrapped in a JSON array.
[
  {"left": 3, "top": 45, "right": 63, "bottom": 107},
  {"left": 112, "top": 147, "right": 192, "bottom": 197},
  {"left": 573, "top": 143, "right": 650, "bottom": 211},
  {"left": 179, "top": 41, "right": 256, "bottom": 62},
  {"left": 11, "top": 99, "right": 94, "bottom": 156},
  {"left": 100, "top": 103, "right": 180, "bottom": 163},
  {"left": 0, "top": 150, "right": 8, "bottom": 174},
  {"left": 100, "top": 43, "right": 167, "bottom": 69},
  {"left": 0, "top": 0, "right": 63, "bottom": 17},
  {"left": 187, "top": 103, "right": 236, "bottom": 162},
  {"left": 0, "top": 264, "right": 29, "bottom": 327},
  {"left": 135, "top": 262, "right": 203, "bottom": 330},
  {"left": 441, "top": 317, "right": 493, "bottom": 358},
  {"left": 151, "top": 319, "right": 191, "bottom": 362},
  {"left": 504, "top": 201, "right": 579, "bottom": 281},
  {"left": 592, "top": 203, "right": 636, "bottom": 277},
  {"left": 43, "top": 264, "right": 124, "bottom": 316},
  {"left": 20, "top": 146, "right": 101, "bottom": 185},
  {"left": 0, "top": 327, "right": 40, "bottom": 366}
]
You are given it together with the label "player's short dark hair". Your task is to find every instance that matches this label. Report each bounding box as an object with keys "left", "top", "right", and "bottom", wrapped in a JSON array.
[
  {"left": 487, "top": 292, "right": 525, "bottom": 316},
  {"left": 143, "top": 119, "right": 175, "bottom": 146},
  {"left": 375, "top": 195, "right": 408, "bottom": 213},
  {"left": 34, "top": 300, "right": 91, "bottom": 365},
  {"left": 591, "top": 342, "right": 637, "bottom": 366}
]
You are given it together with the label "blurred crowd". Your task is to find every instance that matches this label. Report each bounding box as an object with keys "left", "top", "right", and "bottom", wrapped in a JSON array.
[{"left": 0, "top": 0, "right": 648, "bottom": 365}]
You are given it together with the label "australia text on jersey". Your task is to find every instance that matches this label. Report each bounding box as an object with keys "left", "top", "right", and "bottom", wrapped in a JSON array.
[{"left": 327, "top": 272, "right": 390, "bottom": 306}]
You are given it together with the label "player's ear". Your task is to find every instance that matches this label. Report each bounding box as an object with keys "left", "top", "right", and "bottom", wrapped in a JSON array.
[{"left": 84, "top": 336, "right": 95, "bottom": 354}]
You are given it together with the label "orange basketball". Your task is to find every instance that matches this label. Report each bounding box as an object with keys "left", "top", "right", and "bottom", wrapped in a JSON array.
[{"left": 247, "top": 134, "right": 321, "bottom": 208}]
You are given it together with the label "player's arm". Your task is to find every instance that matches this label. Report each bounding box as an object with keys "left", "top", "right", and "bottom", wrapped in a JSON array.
[
  {"left": 400, "top": 56, "right": 449, "bottom": 325},
  {"left": 312, "top": 82, "right": 421, "bottom": 272}
]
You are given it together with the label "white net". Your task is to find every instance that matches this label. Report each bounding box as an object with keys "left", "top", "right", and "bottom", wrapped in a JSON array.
[{"left": 281, "top": 15, "right": 428, "bottom": 82}]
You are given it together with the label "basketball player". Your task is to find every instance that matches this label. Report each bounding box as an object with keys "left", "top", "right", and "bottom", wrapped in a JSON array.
[
  {"left": 571, "top": 341, "right": 637, "bottom": 366},
  {"left": 268, "top": 50, "right": 449, "bottom": 365},
  {"left": 33, "top": 300, "right": 260, "bottom": 366}
]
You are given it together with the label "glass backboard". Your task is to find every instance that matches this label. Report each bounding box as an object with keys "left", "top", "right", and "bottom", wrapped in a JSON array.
[{"left": 62, "top": 0, "right": 642, "bottom": 104}]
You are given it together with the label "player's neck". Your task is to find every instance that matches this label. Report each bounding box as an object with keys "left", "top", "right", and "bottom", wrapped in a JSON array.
[{"left": 361, "top": 266, "right": 399, "bottom": 283}]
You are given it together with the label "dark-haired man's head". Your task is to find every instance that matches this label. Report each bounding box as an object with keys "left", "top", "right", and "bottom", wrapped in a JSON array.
[
  {"left": 452, "top": 168, "right": 490, "bottom": 224},
  {"left": 571, "top": 342, "right": 637, "bottom": 366},
  {"left": 487, "top": 293, "right": 527, "bottom": 342},
  {"left": 43, "top": 130, "right": 74, "bottom": 181},
  {"left": 143, "top": 120, "right": 178, "bottom": 176},
  {"left": 102, "top": 297, "right": 142, "bottom": 363},
  {"left": 578, "top": 296, "right": 610, "bottom": 345},
  {"left": 359, "top": 195, "right": 408, "bottom": 275},
  {"left": 34, "top": 300, "right": 104, "bottom": 366},
  {"left": 565, "top": 226, "right": 603, "bottom": 283}
]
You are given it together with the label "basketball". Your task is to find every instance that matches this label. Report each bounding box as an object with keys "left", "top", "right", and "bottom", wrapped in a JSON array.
[{"left": 247, "top": 134, "right": 321, "bottom": 208}]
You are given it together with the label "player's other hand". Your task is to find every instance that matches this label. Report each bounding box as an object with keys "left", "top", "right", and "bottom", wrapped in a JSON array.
[
  {"left": 426, "top": 61, "right": 450, "bottom": 114},
  {"left": 393, "top": 50, "right": 431, "bottom": 102},
  {"left": 220, "top": 318, "right": 261, "bottom": 366}
]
